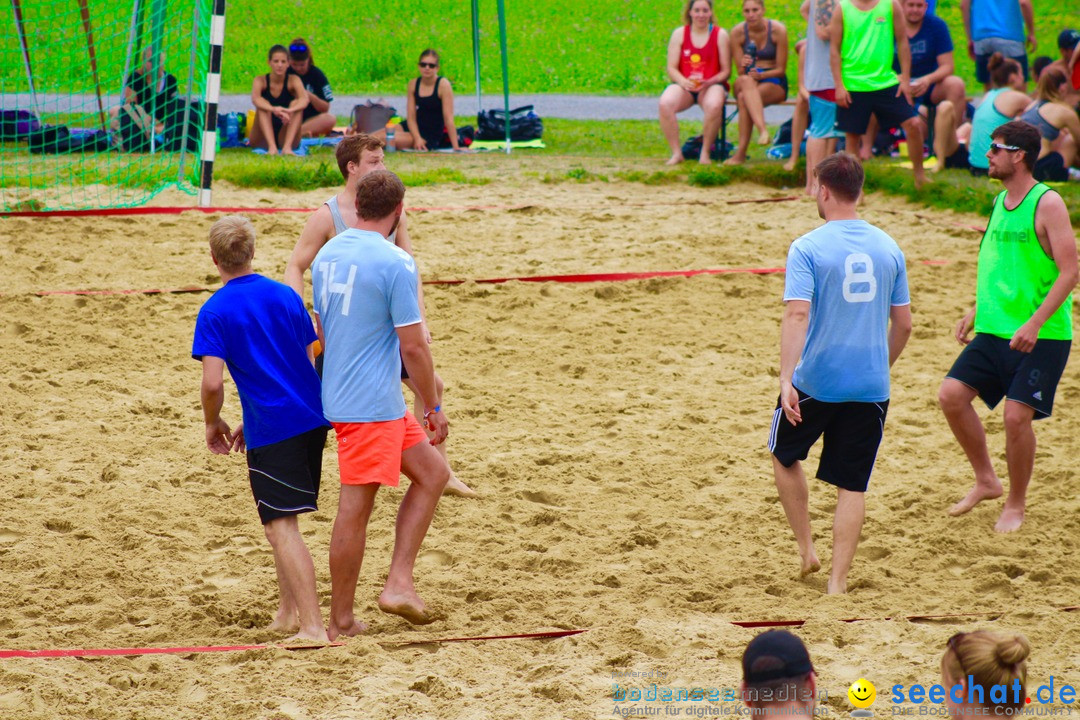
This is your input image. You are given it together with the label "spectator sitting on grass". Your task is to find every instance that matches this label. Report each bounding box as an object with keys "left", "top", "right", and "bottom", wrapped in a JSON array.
[
  {"left": 725, "top": 0, "right": 789, "bottom": 165},
  {"left": 658, "top": 0, "right": 731, "bottom": 165},
  {"left": 937, "top": 53, "right": 1028, "bottom": 176},
  {"left": 1019, "top": 67, "right": 1080, "bottom": 182},
  {"left": 287, "top": 37, "right": 337, "bottom": 138},
  {"left": 249, "top": 44, "right": 308, "bottom": 155},
  {"left": 392, "top": 49, "right": 463, "bottom": 152}
]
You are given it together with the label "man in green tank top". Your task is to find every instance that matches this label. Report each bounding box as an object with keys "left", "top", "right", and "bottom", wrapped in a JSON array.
[
  {"left": 939, "top": 120, "right": 1078, "bottom": 533},
  {"left": 828, "top": 0, "right": 927, "bottom": 188}
]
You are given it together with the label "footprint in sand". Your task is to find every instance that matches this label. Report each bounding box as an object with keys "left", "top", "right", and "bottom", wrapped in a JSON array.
[
  {"left": 417, "top": 549, "right": 454, "bottom": 568},
  {"left": 0, "top": 528, "right": 24, "bottom": 543},
  {"left": 520, "top": 490, "right": 560, "bottom": 506}
]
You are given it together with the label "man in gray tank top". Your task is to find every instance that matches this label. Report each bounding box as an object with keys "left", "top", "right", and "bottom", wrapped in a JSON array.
[
  {"left": 801, "top": 0, "right": 844, "bottom": 196},
  {"left": 285, "top": 133, "right": 477, "bottom": 498}
]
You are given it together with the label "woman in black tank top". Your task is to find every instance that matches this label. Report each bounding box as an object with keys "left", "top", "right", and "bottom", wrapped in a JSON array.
[
  {"left": 393, "top": 49, "right": 464, "bottom": 151},
  {"left": 248, "top": 44, "right": 308, "bottom": 154}
]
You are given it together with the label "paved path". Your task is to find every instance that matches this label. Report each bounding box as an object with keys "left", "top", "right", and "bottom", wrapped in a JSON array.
[{"left": 4, "top": 92, "right": 795, "bottom": 123}]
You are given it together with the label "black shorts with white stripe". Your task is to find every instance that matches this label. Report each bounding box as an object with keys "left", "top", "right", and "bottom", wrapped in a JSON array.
[
  {"left": 246, "top": 426, "right": 329, "bottom": 524},
  {"left": 768, "top": 389, "right": 889, "bottom": 493}
]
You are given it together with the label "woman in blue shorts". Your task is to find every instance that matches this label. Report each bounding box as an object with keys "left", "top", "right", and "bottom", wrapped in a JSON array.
[{"left": 726, "top": 0, "right": 789, "bottom": 165}]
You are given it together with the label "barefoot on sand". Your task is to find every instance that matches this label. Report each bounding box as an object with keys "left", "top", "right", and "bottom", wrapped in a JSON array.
[
  {"left": 948, "top": 480, "right": 1003, "bottom": 516},
  {"left": 281, "top": 629, "right": 331, "bottom": 646},
  {"left": 665, "top": 153, "right": 685, "bottom": 166},
  {"left": 724, "top": 155, "right": 746, "bottom": 166},
  {"left": 379, "top": 590, "right": 435, "bottom": 625},
  {"left": 800, "top": 556, "right": 821, "bottom": 578},
  {"left": 327, "top": 619, "right": 368, "bottom": 641},
  {"left": 268, "top": 616, "right": 299, "bottom": 635},
  {"left": 443, "top": 474, "right": 478, "bottom": 498},
  {"left": 995, "top": 505, "right": 1025, "bottom": 533}
]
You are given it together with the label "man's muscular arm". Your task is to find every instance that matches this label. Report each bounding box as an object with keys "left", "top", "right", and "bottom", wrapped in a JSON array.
[
  {"left": 813, "top": 0, "right": 836, "bottom": 41},
  {"left": 284, "top": 206, "right": 333, "bottom": 300},
  {"left": 1012, "top": 192, "right": 1080, "bottom": 352}
]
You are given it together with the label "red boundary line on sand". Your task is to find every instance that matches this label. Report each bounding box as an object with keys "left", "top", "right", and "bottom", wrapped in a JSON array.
[
  {"left": 1, "top": 200, "right": 709, "bottom": 218},
  {"left": 0, "top": 630, "right": 585, "bottom": 660},
  {"left": 27, "top": 261, "right": 952, "bottom": 297}
]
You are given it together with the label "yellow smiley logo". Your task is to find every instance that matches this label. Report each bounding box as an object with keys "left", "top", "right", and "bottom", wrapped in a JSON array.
[
  {"left": 848, "top": 678, "right": 877, "bottom": 709},
  {"left": 690, "top": 53, "right": 702, "bottom": 63}
]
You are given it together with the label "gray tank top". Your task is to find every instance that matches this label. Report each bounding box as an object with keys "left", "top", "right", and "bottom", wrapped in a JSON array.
[
  {"left": 325, "top": 194, "right": 399, "bottom": 243},
  {"left": 804, "top": 17, "right": 834, "bottom": 92}
]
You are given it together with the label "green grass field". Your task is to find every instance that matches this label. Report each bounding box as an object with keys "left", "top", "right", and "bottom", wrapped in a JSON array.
[{"left": 1, "top": 1, "right": 1076, "bottom": 98}]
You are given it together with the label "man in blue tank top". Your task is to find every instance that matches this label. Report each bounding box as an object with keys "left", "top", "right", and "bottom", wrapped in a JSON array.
[{"left": 768, "top": 153, "right": 912, "bottom": 595}]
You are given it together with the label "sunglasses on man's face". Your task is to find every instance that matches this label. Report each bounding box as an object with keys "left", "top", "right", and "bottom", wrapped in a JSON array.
[
  {"left": 289, "top": 43, "right": 308, "bottom": 53},
  {"left": 989, "top": 142, "right": 1021, "bottom": 154},
  {"left": 419, "top": 61, "right": 437, "bottom": 69}
]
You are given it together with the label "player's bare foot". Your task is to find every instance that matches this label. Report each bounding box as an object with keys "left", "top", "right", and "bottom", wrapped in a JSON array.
[
  {"left": 826, "top": 577, "right": 847, "bottom": 594},
  {"left": 724, "top": 155, "right": 746, "bottom": 166},
  {"left": 282, "top": 148, "right": 297, "bottom": 156},
  {"left": 327, "top": 617, "right": 368, "bottom": 641},
  {"left": 443, "top": 474, "right": 478, "bottom": 498},
  {"left": 665, "top": 153, "right": 685, "bottom": 166},
  {"left": 994, "top": 504, "right": 1025, "bottom": 533},
  {"left": 800, "top": 554, "right": 821, "bottom": 578},
  {"left": 282, "top": 628, "right": 331, "bottom": 645},
  {"left": 913, "top": 172, "right": 928, "bottom": 190},
  {"left": 948, "top": 479, "right": 1003, "bottom": 516},
  {"left": 698, "top": 155, "right": 713, "bottom": 165},
  {"left": 268, "top": 612, "right": 298, "bottom": 635},
  {"left": 378, "top": 589, "right": 434, "bottom": 625},
  {"left": 756, "top": 129, "right": 771, "bottom": 145},
  {"left": 783, "top": 158, "right": 797, "bottom": 172}
]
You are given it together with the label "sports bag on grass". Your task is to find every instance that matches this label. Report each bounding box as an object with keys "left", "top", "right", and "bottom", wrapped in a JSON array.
[{"left": 476, "top": 105, "right": 543, "bottom": 141}]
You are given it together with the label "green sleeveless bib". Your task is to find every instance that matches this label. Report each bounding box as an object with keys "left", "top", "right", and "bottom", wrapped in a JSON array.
[
  {"left": 840, "top": 0, "right": 899, "bottom": 92},
  {"left": 975, "top": 184, "right": 1072, "bottom": 340}
]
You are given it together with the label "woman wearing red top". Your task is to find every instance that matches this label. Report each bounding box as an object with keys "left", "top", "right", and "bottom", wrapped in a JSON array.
[{"left": 659, "top": 0, "right": 732, "bottom": 165}]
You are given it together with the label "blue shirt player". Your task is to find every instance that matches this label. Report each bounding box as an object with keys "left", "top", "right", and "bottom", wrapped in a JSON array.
[
  {"left": 767, "top": 153, "right": 912, "bottom": 595},
  {"left": 192, "top": 215, "right": 330, "bottom": 644}
]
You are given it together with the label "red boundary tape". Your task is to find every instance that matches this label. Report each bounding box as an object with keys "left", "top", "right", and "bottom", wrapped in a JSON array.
[
  {"left": 0, "top": 630, "right": 585, "bottom": 660},
  {"left": 26, "top": 261, "right": 953, "bottom": 297},
  {"left": 1, "top": 200, "right": 709, "bottom": 218}
]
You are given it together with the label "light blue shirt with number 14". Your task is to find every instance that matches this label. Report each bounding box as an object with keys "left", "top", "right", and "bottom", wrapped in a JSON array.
[{"left": 784, "top": 219, "right": 909, "bottom": 403}]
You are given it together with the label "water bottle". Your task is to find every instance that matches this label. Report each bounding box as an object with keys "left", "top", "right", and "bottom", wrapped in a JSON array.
[
  {"left": 225, "top": 112, "right": 238, "bottom": 143},
  {"left": 385, "top": 123, "right": 396, "bottom": 153},
  {"left": 745, "top": 39, "right": 758, "bottom": 71}
]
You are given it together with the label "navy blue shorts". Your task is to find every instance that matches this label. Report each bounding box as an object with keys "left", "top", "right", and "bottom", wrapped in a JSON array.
[{"left": 946, "top": 333, "right": 1070, "bottom": 419}]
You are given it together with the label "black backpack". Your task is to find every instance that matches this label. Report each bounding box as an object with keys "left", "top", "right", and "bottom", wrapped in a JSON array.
[{"left": 477, "top": 105, "right": 543, "bottom": 141}]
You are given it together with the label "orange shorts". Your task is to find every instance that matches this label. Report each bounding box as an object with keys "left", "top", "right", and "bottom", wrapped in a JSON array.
[{"left": 332, "top": 414, "right": 428, "bottom": 486}]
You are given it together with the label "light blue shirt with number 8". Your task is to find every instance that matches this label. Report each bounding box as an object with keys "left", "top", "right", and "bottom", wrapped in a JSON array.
[{"left": 784, "top": 219, "right": 909, "bottom": 403}]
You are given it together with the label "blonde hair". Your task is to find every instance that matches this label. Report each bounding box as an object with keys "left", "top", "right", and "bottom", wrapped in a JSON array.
[
  {"left": 942, "top": 631, "right": 1030, "bottom": 712},
  {"left": 208, "top": 215, "right": 255, "bottom": 271}
]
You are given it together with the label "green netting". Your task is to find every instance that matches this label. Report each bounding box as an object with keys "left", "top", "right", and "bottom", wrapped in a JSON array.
[{"left": 1, "top": 0, "right": 212, "bottom": 212}]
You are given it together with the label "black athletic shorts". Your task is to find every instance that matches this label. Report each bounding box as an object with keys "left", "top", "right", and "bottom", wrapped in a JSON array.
[
  {"left": 835, "top": 86, "right": 918, "bottom": 135},
  {"left": 1034, "top": 152, "right": 1068, "bottom": 183},
  {"left": 246, "top": 426, "right": 329, "bottom": 524},
  {"left": 946, "top": 333, "right": 1070, "bottom": 419},
  {"left": 768, "top": 389, "right": 889, "bottom": 493}
]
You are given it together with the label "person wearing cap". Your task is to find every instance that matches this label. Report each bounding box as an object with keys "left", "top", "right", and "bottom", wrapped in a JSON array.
[
  {"left": 287, "top": 37, "right": 337, "bottom": 138},
  {"left": 1046, "top": 30, "right": 1080, "bottom": 106},
  {"left": 741, "top": 630, "right": 818, "bottom": 715}
]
